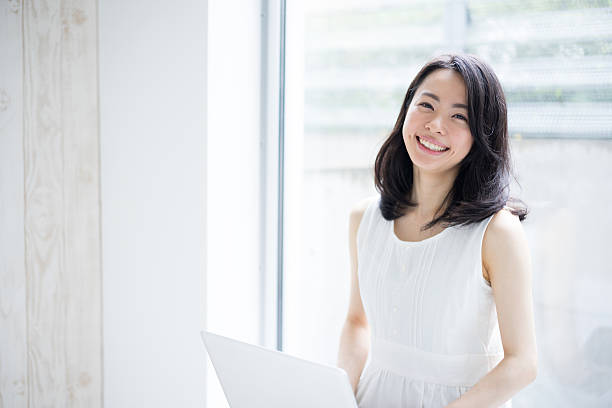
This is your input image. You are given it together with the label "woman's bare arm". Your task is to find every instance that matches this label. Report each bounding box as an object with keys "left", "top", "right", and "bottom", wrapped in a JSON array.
[
  {"left": 337, "top": 198, "right": 372, "bottom": 394},
  {"left": 446, "top": 209, "right": 538, "bottom": 408}
]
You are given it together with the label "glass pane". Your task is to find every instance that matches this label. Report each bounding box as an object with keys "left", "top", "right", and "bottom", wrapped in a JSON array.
[
  {"left": 285, "top": 1, "right": 612, "bottom": 407},
  {"left": 466, "top": 0, "right": 612, "bottom": 139}
]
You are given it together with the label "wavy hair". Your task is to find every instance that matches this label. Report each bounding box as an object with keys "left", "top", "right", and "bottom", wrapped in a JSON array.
[{"left": 374, "top": 53, "right": 528, "bottom": 230}]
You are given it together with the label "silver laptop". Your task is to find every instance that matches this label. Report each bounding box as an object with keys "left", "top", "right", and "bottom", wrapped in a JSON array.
[{"left": 200, "top": 330, "right": 359, "bottom": 408}]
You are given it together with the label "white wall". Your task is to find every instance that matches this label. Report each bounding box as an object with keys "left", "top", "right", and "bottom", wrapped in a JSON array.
[
  {"left": 99, "top": 1, "right": 207, "bottom": 407},
  {"left": 206, "top": 0, "right": 262, "bottom": 343},
  {"left": 206, "top": 0, "right": 265, "bottom": 406}
]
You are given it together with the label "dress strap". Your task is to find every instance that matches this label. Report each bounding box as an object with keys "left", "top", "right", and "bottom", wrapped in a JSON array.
[{"left": 356, "top": 195, "right": 380, "bottom": 252}]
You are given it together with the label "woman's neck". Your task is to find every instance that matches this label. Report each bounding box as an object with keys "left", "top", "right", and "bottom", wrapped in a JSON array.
[{"left": 409, "top": 166, "right": 458, "bottom": 221}]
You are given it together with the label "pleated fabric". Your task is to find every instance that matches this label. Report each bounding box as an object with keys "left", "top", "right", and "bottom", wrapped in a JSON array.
[{"left": 355, "top": 195, "right": 512, "bottom": 408}]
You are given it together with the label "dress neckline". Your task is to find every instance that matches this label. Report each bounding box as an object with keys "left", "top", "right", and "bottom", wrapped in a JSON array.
[{"left": 390, "top": 218, "right": 452, "bottom": 246}]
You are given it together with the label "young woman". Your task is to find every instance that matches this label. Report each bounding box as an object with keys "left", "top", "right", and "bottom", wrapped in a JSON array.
[{"left": 337, "top": 54, "right": 538, "bottom": 408}]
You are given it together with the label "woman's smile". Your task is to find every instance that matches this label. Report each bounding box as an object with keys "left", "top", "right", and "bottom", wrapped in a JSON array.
[{"left": 416, "top": 134, "right": 449, "bottom": 154}]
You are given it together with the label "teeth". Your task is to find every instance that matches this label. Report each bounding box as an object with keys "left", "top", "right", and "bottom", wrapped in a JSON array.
[{"left": 418, "top": 136, "right": 447, "bottom": 152}]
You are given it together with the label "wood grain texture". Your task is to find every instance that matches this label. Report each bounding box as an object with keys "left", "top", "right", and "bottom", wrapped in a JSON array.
[
  {"left": 0, "top": 1, "right": 27, "bottom": 407},
  {"left": 22, "top": 0, "right": 102, "bottom": 406}
]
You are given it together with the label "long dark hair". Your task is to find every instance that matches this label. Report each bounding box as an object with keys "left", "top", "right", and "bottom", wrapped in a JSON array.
[{"left": 374, "top": 53, "right": 528, "bottom": 230}]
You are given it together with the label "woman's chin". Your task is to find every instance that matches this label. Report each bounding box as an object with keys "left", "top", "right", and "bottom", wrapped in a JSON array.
[{"left": 409, "top": 156, "right": 458, "bottom": 175}]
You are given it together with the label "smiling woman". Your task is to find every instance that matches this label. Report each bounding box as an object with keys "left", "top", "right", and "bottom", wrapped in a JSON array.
[
  {"left": 337, "top": 54, "right": 537, "bottom": 408},
  {"left": 374, "top": 54, "right": 525, "bottom": 231}
]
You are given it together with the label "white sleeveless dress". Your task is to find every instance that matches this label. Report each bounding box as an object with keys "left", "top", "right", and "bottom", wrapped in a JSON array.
[{"left": 355, "top": 195, "right": 512, "bottom": 408}]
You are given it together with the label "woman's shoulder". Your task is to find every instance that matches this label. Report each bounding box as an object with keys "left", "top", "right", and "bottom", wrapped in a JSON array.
[
  {"left": 349, "top": 195, "right": 378, "bottom": 219},
  {"left": 349, "top": 195, "right": 379, "bottom": 233},
  {"left": 486, "top": 207, "right": 523, "bottom": 236},
  {"left": 482, "top": 207, "right": 529, "bottom": 275}
]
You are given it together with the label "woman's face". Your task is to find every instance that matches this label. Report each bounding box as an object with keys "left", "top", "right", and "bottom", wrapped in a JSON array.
[{"left": 402, "top": 68, "right": 473, "bottom": 174}]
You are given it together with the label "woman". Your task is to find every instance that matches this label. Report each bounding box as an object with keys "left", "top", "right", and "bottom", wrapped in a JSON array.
[{"left": 337, "top": 54, "right": 538, "bottom": 408}]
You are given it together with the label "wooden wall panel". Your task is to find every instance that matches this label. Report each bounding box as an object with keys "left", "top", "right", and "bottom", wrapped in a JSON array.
[
  {"left": 22, "top": 0, "right": 102, "bottom": 406},
  {"left": 0, "top": 1, "right": 27, "bottom": 407}
]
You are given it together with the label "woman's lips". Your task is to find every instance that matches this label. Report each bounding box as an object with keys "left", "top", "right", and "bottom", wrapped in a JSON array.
[
  {"left": 416, "top": 135, "right": 449, "bottom": 156},
  {"left": 416, "top": 134, "right": 448, "bottom": 149}
]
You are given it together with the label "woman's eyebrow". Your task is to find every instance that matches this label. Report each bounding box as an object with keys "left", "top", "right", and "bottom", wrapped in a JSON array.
[{"left": 421, "top": 91, "right": 468, "bottom": 110}]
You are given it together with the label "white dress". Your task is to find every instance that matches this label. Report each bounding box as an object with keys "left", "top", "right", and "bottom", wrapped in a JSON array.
[{"left": 355, "top": 195, "right": 512, "bottom": 408}]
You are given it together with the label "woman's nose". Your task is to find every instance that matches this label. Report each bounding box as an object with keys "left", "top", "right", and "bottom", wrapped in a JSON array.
[{"left": 425, "top": 116, "right": 445, "bottom": 134}]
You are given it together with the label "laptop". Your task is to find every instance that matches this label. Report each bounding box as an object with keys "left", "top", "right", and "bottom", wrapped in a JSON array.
[{"left": 200, "top": 330, "right": 359, "bottom": 408}]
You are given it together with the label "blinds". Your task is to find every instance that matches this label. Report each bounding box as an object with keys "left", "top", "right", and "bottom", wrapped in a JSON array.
[{"left": 304, "top": 0, "right": 612, "bottom": 170}]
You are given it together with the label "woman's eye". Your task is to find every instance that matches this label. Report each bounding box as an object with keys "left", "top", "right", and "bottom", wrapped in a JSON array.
[
  {"left": 453, "top": 113, "right": 468, "bottom": 122},
  {"left": 419, "top": 102, "right": 433, "bottom": 109}
]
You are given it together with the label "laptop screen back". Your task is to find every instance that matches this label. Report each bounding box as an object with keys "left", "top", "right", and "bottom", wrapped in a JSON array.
[{"left": 201, "top": 330, "right": 358, "bottom": 408}]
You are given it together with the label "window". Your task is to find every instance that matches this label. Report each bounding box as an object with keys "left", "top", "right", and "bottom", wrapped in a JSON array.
[{"left": 284, "top": 1, "right": 612, "bottom": 406}]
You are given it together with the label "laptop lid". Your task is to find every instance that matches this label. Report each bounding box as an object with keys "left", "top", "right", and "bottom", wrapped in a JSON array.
[{"left": 201, "top": 330, "right": 358, "bottom": 408}]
